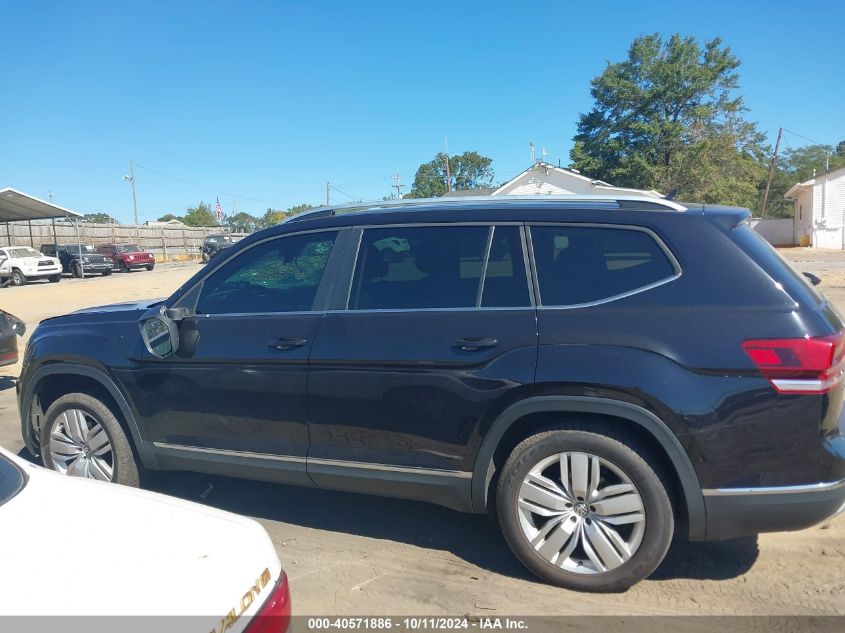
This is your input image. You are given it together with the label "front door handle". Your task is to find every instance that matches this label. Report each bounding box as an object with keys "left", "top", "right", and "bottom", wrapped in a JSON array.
[
  {"left": 268, "top": 337, "right": 308, "bottom": 351},
  {"left": 452, "top": 337, "right": 498, "bottom": 351}
]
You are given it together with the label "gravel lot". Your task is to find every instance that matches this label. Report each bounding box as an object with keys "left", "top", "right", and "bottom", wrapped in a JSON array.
[{"left": 0, "top": 253, "right": 843, "bottom": 622}]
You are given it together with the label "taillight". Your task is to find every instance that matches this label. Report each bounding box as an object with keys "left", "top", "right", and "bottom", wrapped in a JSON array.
[
  {"left": 244, "top": 573, "right": 291, "bottom": 633},
  {"left": 742, "top": 331, "right": 845, "bottom": 394}
]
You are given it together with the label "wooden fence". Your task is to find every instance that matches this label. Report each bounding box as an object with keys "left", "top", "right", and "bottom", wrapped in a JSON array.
[{"left": 0, "top": 221, "right": 248, "bottom": 262}]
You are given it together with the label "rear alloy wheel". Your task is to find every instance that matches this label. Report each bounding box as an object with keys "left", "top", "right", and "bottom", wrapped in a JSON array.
[
  {"left": 497, "top": 426, "right": 673, "bottom": 592},
  {"left": 40, "top": 392, "right": 141, "bottom": 486},
  {"left": 11, "top": 269, "right": 27, "bottom": 286}
]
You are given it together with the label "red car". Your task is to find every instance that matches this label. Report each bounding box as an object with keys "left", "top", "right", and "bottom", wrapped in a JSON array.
[{"left": 97, "top": 243, "right": 156, "bottom": 272}]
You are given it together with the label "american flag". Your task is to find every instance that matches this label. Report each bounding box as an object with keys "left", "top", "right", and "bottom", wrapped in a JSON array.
[{"left": 215, "top": 197, "right": 223, "bottom": 224}]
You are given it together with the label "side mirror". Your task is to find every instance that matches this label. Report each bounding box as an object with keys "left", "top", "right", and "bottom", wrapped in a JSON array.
[
  {"left": 139, "top": 310, "right": 180, "bottom": 358},
  {"left": 803, "top": 272, "right": 822, "bottom": 286}
]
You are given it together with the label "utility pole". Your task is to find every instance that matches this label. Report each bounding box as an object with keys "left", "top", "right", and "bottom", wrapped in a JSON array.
[
  {"left": 392, "top": 174, "right": 404, "bottom": 199},
  {"left": 326, "top": 182, "right": 330, "bottom": 206},
  {"left": 123, "top": 160, "right": 139, "bottom": 225},
  {"left": 530, "top": 142, "right": 535, "bottom": 163},
  {"left": 443, "top": 137, "right": 451, "bottom": 193},
  {"left": 761, "top": 127, "right": 783, "bottom": 218}
]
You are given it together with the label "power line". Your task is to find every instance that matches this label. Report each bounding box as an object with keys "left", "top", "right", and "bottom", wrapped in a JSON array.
[
  {"left": 782, "top": 128, "right": 828, "bottom": 147},
  {"left": 135, "top": 164, "right": 274, "bottom": 204}
]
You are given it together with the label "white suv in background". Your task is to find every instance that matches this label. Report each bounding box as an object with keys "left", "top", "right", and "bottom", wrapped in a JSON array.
[{"left": 0, "top": 246, "right": 62, "bottom": 286}]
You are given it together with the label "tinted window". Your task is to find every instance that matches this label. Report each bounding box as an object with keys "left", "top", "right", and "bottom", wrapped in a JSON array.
[
  {"left": 197, "top": 231, "right": 338, "bottom": 314},
  {"left": 349, "top": 226, "right": 489, "bottom": 310},
  {"left": 481, "top": 226, "right": 531, "bottom": 307},
  {"left": 531, "top": 225, "right": 676, "bottom": 306}
]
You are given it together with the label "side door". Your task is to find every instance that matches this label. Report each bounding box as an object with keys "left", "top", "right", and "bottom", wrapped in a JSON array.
[
  {"left": 120, "top": 228, "right": 346, "bottom": 485},
  {"left": 306, "top": 224, "right": 537, "bottom": 502}
]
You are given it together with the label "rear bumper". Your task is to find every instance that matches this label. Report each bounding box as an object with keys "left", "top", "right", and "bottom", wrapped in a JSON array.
[{"left": 703, "top": 479, "right": 845, "bottom": 540}]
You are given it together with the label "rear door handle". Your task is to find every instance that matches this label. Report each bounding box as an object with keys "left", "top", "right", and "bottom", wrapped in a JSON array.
[
  {"left": 268, "top": 337, "right": 308, "bottom": 351},
  {"left": 452, "top": 337, "right": 498, "bottom": 351}
]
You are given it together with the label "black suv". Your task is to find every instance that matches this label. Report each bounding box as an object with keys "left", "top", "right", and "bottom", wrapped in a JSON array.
[
  {"left": 19, "top": 196, "right": 845, "bottom": 592},
  {"left": 201, "top": 234, "right": 234, "bottom": 263},
  {"left": 40, "top": 243, "right": 113, "bottom": 277}
]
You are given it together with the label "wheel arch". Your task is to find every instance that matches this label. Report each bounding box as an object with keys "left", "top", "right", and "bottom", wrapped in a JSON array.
[
  {"left": 472, "top": 396, "right": 706, "bottom": 540},
  {"left": 21, "top": 363, "right": 158, "bottom": 469}
]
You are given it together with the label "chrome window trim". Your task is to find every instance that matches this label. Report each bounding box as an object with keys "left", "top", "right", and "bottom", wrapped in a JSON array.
[
  {"left": 702, "top": 479, "right": 845, "bottom": 496},
  {"left": 528, "top": 222, "right": 682, "bottom": 310}
]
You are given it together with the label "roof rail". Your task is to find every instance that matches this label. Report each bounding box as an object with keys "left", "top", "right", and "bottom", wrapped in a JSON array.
[{"left": 283, "top": 194, "right": 687, "bottom": 224}]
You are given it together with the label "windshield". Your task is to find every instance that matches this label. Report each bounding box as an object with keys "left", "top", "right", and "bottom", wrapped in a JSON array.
[
  {"left": 116, "top": 244, "right": 142, "bottom": 253},
  {"left": 0, "top": 453, "right": 26, "bottom": 507},
  {"left": 62, "top": 245, "right": 94, "bottom": 254},
  {"left": 8, "top": 247, "right": 42, "bottom": 258}
]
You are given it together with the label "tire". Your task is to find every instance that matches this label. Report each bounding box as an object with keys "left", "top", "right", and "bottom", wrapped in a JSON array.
[
  {"left": 71, "top": 262, "right": 82, "bottom": 278},
  {"left": 145, "top": 264, "right": 154, "bottom": 271},
  {"left": 49, "top": 274, "right": 61, "bottom": 283},
  {"left": 102, "top": 268, "right": 112, "bottom": 276},
  {"left": 201, "top": 252, "right": 209, "bottom": 264},
  {"left": 118, "top": 261, "right": 128, "bottom": 273},
  {"left": 496, "top": 424, "right": 674, "bottom": 592},
  {"left": 40, "top": 392, "right": 142, "bottom": 487},
  {"left": 11, "top": 269, "right": 27, "bottom": 286}
]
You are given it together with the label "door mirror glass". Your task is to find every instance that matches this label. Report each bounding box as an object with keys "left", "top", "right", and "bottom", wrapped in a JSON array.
[{"left": 140, "top": 312, "right": 179, "bottom": 358}]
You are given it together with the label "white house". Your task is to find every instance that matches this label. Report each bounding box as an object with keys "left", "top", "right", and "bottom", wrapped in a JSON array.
[
  {"left": 785, "top": 166, "right": 845, "bottom": 249},
  {"left": 441, "top": 161, "right": 664, "bottom": 199},
  {"left": 491, "top": 161, "right": 663, "bottom": 198},
  {"left": 145, "top": 218, "right": 186, "bottom": 227}
]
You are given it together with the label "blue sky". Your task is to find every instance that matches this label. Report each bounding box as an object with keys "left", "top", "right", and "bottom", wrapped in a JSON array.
[{"left": 1, "top": 0, "right": 842, "bottom": 222}]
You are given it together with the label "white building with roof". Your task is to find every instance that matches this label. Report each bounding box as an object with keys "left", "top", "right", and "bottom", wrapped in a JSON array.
[{"left": 785, "top": 166, "right": 845, "bottom": 249}]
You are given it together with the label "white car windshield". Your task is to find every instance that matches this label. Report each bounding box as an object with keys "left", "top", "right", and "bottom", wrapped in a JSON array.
[{"left": 8, "top": 247, "right": 42, "bottom": 258}]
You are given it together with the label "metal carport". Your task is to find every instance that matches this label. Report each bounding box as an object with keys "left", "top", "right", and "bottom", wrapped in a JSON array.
[{"left": 0, "top": 188, "right": 85, "bottom": 280}]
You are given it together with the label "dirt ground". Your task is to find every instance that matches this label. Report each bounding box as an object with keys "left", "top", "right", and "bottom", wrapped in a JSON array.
[{"left": 0, "top": 254, "right": 843, "bottom": 621}]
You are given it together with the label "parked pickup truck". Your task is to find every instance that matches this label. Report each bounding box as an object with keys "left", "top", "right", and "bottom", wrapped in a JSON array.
[
  {"left": 0, "top": 246, "right": 62, "bottom": 286},
  {"left": 40, "top": 244, "right": 113, "bottom": 277},
  {"left": 96, "top": 243, "right": 156, "bottom": 272}
]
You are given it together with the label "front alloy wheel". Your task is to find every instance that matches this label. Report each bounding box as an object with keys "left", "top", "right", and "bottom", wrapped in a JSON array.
[
  {"left": 497, "top": 426, "right": 673, "bottom": 592},
  {"left": 48, "top": 408, "right": 114, "bottom": 480},
  {"left": 40, "top": 392, "right": 142, "bottom": 487}
]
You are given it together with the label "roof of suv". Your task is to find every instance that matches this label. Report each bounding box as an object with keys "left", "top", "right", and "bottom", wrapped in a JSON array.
[{"left": 275, "top": 195, "right": 750, "bottom": 233}]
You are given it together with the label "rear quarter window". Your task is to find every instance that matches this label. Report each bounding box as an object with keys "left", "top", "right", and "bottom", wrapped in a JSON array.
[{"left": 531, "top": 225, "right": 678, "bottom": 306}]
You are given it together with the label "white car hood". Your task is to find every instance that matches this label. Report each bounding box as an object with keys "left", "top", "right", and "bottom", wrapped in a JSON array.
[{"left": 0, "top": 448, "right": 283, "bottom": 627}]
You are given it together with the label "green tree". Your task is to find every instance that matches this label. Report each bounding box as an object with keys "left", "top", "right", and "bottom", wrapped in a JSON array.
[
  {"left": 260, "top": 203, "right": 316, "bottom": 227},
  {"left": 229, "top": 212, "right": 260, "bottom": 232},
  {"left": 569, "top": 33, "right": 766, "bottom": 207},
  {"left": 83, "top": 212, "right": 118, "bottom": 223},
  {"left": 157, "top": 213, "right": 182, "bottom": 222},
  {"left": 182, "top": 201, "right": 218, "bottom": 227},
  {"left": 406, "top": 151, "right": 494, "bottom": 198}
]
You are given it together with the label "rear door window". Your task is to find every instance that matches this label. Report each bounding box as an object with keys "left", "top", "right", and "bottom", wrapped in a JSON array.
[
  {"left": 531, "top": 225, "right": 677, "bottom": 306},
  {"left": 349, "top": 226, "right": 489, "bottom": 310}
]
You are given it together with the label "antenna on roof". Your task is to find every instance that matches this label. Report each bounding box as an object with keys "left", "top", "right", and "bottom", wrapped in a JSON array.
[{"left": 530, "top": 142, "right": 535, "bottom": 163}]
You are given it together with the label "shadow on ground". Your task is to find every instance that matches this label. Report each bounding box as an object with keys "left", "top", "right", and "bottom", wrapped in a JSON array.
[{"left": 148, "top": 471, "right": 759, "bottom": 585}]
